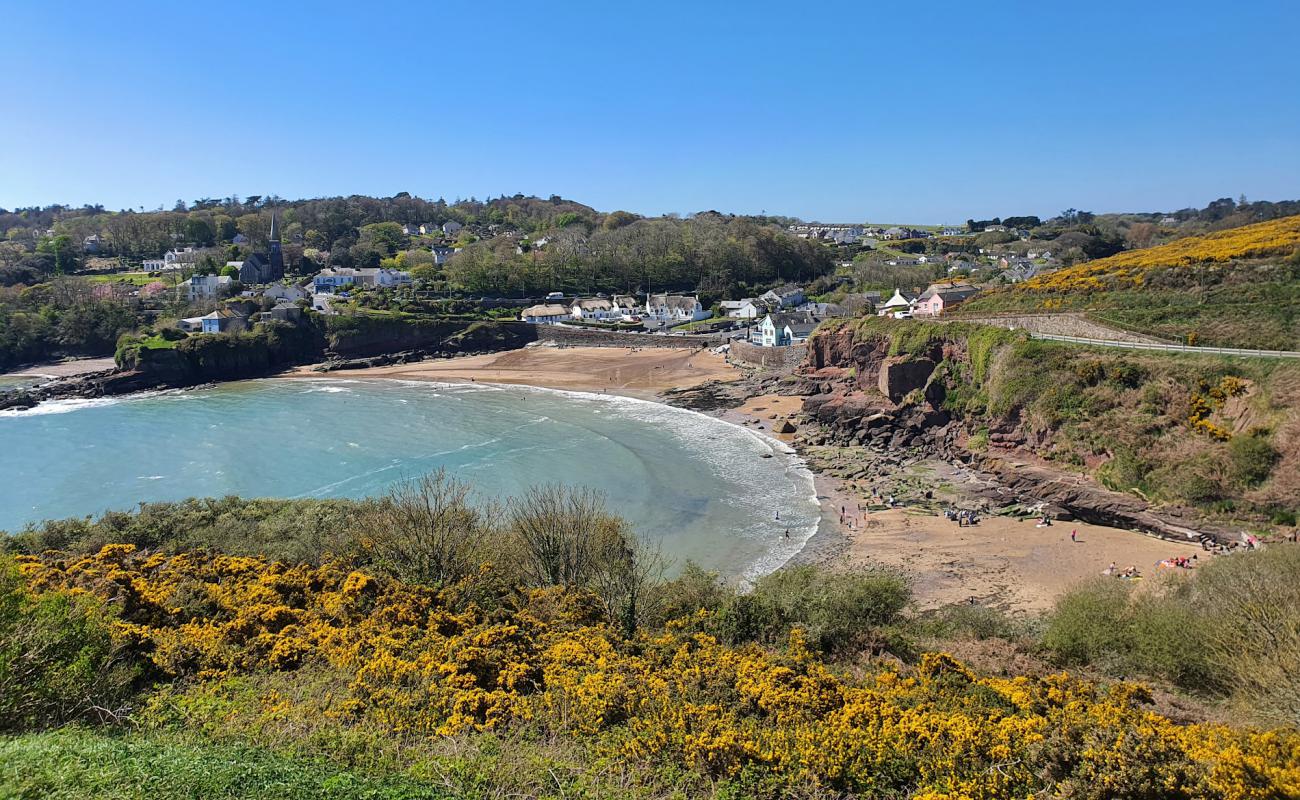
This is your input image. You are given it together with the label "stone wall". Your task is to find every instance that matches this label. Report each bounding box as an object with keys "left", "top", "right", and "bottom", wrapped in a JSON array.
[
  {"left": 533, "top": 324, "right": 725, "bottom": 349},
  {"left": 729, "top": 339, "right": 807, "bottom": 369}
]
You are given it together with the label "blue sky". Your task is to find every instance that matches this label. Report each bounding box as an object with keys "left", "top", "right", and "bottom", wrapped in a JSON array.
[{"left": 2, "top": 1, "right": 1297, "bottom": 223}]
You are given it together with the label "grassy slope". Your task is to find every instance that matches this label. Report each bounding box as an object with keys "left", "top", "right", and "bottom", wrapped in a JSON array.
[
  {"left": 961, "top": 215, "right": 1300, "bottom": 349},
  {"left": 0, "top": 729, "right": 446, "bottom": 800}
]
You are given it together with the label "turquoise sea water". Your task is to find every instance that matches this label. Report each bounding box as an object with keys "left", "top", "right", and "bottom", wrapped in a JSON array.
[{"left": 0, "top": 378, "right": 819, "bottom": 579}]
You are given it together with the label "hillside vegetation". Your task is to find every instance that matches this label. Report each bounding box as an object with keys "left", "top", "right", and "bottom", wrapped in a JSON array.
[
  {"left": 5, "top": 482, "right": 1300, "bottom": 799},
  {"left": 960, "top": 215, "right": 1300, "bottom": 350},
  {"left": 820, "top": 317, "right": 1300, "bottom": 520}
]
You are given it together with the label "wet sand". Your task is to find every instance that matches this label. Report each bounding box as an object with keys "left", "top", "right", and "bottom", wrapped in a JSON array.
[
  {"left": 289, "top": 345, "right": 738, "bottom": 401},
  {"left": 2, "top": 356, "right": 117, "bottom": 380}
]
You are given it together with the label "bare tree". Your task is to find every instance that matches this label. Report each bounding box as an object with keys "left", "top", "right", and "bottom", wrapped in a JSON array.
[
  {"left": 357, "top": 469, "right": 488, "bottom": 587},
  {"left": 507, "top": 485, "right": 623, "bottom": 586}
]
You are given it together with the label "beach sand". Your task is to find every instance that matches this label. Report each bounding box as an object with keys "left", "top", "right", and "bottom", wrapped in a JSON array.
[
  {"left": 2, "top": 356, "right": 117, "bottom": 379},
  {"left": 801, "top": 473, "right": 1205, "bottom": 612},
  {"left": 290, "top": 345, "right": 738, "bottom": 401}
]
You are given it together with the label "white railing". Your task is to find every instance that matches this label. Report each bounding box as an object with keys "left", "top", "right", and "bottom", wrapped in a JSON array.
[{"left": 1029, "top": 333, "right": 1300, "bottom": 359}]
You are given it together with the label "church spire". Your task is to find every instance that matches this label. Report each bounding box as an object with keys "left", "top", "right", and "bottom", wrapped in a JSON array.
[{"left": 269, "top": 212, "right": 279, "bottom": 243}]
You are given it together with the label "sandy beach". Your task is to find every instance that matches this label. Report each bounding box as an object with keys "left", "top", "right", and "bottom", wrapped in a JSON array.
[
  {"left": 799, "top": 474, "right": 1205, "bottom": 612},
  {"left": 289, "top": 345, "right": 738, "bottom": 401},
  {"left": 294, "top": 345, "right": 1208, "bottom": 612},
  {"left": 723, "top": 396, "right": 1206, "bottom": 613},
  {"left": 1, "top": 356, "right": 117, "bottom": 380}
]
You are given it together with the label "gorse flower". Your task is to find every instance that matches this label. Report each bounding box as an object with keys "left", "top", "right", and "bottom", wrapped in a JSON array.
[{"left": 16, "top": 546, "right": 1300, "bottom": 799}]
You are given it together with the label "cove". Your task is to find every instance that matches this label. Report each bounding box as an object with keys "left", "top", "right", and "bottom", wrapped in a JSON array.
[{"left": 0, "top": 378, "right": 820, "bottom": 579}]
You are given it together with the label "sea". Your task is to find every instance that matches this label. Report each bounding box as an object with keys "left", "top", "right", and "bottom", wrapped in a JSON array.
[{"left": 0, "top": 378, "right": 820, "bottom": 580}]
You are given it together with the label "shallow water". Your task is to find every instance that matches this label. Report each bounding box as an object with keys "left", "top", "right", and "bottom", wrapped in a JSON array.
[{"left": 0, "top": 378, "right": 819, "bottom": 579}]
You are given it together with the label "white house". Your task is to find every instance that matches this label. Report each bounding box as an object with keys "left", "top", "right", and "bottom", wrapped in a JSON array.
[
  {"left": 759, "top": 284, "right": 805, "bottom": 309},
  {"left": 877, "top": 289, "right": 918, "bottom": 317},
  {"left": 184, "top": 274, "right": 233, "bottom": 301},
  {"left": 312, "top": 267, "right": 411, "bottom": 293},
  {"left": 644, "top": 293, "right": 708, "bottom": 323},
  {"left": 431, "top": 245, "right": 455, "bottom": 265},
  {"left": 264, "top": 283, "right": 309, "bottom": 304},
  {"left": 757, "top": 313, "right": 818, "bottom": 347},
  {"left": 570, "top": 298, "right": 616, "bottom": 321},
  {"left": 720, "top": 298, "right": 761, "bottom": 319},
  {"left": 612, "top": 295, "right": 642, "bottom": 319},
  {"left": 442, "top": 221, "right": 464, "bottom": 236},
  {"left": 521, "top": 303, "right": 570, "bottom": 324}
]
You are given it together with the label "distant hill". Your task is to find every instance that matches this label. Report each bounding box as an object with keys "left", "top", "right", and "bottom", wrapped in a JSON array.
[{"left": 961, "top": 215, "right": 1300, "bottom": 350}]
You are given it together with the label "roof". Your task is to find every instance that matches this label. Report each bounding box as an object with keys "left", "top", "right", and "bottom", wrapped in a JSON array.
[
  {"left": 522, "top": 304, "right": 569, "bottom": 317},
  {"left": 648, "top": 294, "right": 699, "bottom": 312},
  {"left": 573, "top": 298, "right": 613, "bottom": 310},
  {"left": 920, "top": 283, "right": 980, "bottom": 301},
  {"left": 613, "top": 295, "right": 638, "bottom": 307},
  {"left": 881, "top": 289, "right": 918, "bottom": 306},
  {"left": 720, "top": 298, "right": 755, "bottom": 309}
]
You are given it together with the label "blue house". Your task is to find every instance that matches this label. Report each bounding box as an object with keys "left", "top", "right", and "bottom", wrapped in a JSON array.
[{"left": 200, "top": 308, "right": 247, "bottom": 334}]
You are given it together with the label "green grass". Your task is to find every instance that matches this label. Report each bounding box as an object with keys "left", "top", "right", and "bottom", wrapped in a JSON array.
[
  {"left": 676, "top": 315, "right": 733, "bottom": 332},
  {"left": 82, "top": 272, "right": 159, "bottom": 286},
  {"left": 0, "top": 728, "right": 449, "bottom": 800},
  {"left": 138, "top": 334, "right": 178, "bottom": 350}
]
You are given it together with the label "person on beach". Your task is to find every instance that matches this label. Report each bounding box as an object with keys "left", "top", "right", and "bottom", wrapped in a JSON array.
[
  {"left": 784, "top": 528, "right": 790, "bottom": 539},
  {"left": 1070, "top": 529, "right": 1077, "bottom": 543}
]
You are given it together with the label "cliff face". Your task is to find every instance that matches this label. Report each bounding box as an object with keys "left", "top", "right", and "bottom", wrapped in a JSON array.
[
  {"left": 793, "top": 319, "right": 1269, "bottom": 541},
  {"left": 799, "top": 326, "right": 966, "bottom": 453}
]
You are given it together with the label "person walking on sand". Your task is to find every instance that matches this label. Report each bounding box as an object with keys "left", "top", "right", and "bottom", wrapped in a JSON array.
[
  {"left": 784, "top": 528, "right": 790, "bottom": 539},
  {"left": 1070, "top": 529, "right": 1077, "bottom": 543}
]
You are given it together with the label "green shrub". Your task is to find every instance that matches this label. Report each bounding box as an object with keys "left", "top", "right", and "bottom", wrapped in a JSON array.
[
  {"left": 1044, "top": 575, "right": 1219, "bottom": 694},
  {"left": 713, "top": 565, "right": 911, "bottom": 654},
  {"left": 1192, "top": 545, "right": 1300, "bottom": 726},
  {"left": 0, "top": 557, "right": 135, "bottom": 731},
  {"left": 1228, "top": 430, "right": 1279, "bottom": 487},
  {"left": 917, "top": 603, "right": 1025, "bottom": 642},
  {"left": 1042, "top": 579, "right": 1135, "bottom": 670},
  {"left": 648, "top": 561, "right": 730, "bottom": 626}
]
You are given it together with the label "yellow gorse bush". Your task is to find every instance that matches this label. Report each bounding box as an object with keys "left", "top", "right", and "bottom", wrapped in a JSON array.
[
  {"left": 1018, "top": 214, "right": 1300, "bottom": 295},
  {"left": 16, "top": 546, "right": 1300, "bottom": 799}
]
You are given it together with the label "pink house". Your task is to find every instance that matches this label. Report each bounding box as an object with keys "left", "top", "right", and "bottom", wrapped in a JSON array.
[{"left": 915, "top": 283, "right": 980, "bottom": 316}]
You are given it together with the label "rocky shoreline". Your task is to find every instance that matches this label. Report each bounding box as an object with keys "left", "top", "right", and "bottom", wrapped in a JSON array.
[{"left": 665, "top": 363, "right": 1236, "bottom": 548}]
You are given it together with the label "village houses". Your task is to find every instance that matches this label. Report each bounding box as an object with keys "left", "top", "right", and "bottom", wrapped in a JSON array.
[
  {"left": 913, "top": 283, "right": 980, "bottom": 316},
  {"left": 877, "top": 288, "right": 919, "bottom": 317},
  {"left": 182, "top": 273, "right": 233, "bottom": 302},
  {"left": 644, "top": 293, "right": 709, "bottom": 323},
  {"left": 756, "top": 311, "right": 818, "bottom": 347},
  {"left": 720, "top": 298, "right": 761, "bottom": 319},
  {"left": 520, "top": 303, "right": 569, "bottom": 324},
  {"left": 312, "top": 267, "right": 412, "bottom": 293}
]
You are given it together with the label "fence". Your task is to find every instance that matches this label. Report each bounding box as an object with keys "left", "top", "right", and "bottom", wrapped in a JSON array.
[{"left": 1028, "top": 333, "right": 1300, "bottom": 359}]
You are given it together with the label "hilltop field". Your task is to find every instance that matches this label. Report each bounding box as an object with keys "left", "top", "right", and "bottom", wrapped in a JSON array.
[{"left": 959, "top": 215, "right": 1300, "bottom": 350}]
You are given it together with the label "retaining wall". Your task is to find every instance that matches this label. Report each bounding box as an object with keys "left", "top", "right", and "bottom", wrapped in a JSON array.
[
  {"left": 729, "top": 339, "right": 807, "bottom": 369},
  {"left": 533, "top": 324, "right": 725, "bottom": 349}
]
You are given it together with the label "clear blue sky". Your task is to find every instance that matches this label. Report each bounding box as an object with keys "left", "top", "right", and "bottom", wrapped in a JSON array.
[{"left": 2, "top": 1, "right": 1297, "bottom": 223}]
